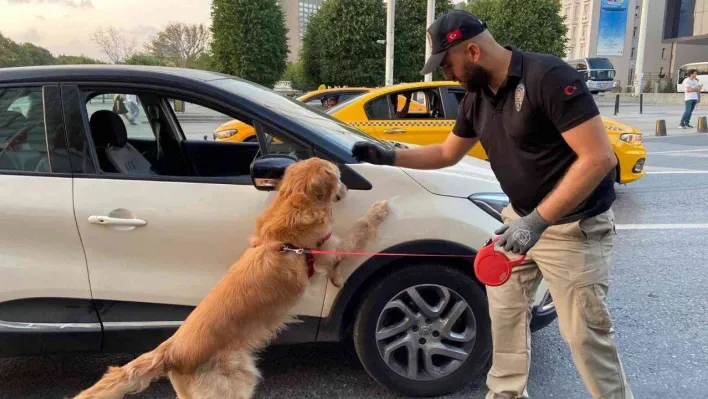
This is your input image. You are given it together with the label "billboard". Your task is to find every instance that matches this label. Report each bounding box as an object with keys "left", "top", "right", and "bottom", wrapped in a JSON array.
[{"left": 596, "top": 0, "right": 629, "bottom": 56}]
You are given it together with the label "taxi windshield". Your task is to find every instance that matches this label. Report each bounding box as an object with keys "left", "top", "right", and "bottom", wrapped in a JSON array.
[{"left": 210, "top": 78, "right": 391, "bottom": 151}]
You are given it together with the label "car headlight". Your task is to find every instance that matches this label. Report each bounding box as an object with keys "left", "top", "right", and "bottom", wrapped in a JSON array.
[
  {"left": 468, "top": 193, "right": 509, "bottom": 223},
  {"left": 619, "top": 133, "right": 642, "bottom": 145},
  {"left": 213, "top": 129, "right": 238, "bottom": 140}
]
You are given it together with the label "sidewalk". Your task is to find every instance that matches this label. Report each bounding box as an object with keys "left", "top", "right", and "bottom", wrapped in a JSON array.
[{"left": 598, "top": 103, "right": 708, "bottom": 137}]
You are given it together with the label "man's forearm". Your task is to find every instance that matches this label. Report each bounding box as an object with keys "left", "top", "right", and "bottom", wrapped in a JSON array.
[
  {"left": 393, "top": 144, "right": 456, "bottom": 169},
  {"left": 536, "top": 154, "right": 616, "bottom": 224}
]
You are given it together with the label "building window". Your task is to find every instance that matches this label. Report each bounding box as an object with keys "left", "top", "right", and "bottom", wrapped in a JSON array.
[
  {"left": 297, "top": 0, "right": 322, "bottom": 43},
  {"left": 635, "top": 6, "right": 639, "bottom": 17},
  {"left": 564, "top": 7, "right": 570, "bottom": 17},
  {"left": 633, "top": 26, "right": 637, "bottom": 37},
  {"left": 662, "top": 47, "right": 666, "bottom": 59},
  {"left": 659, "top": 67, "right": 664, "bottom": 77},
  {"left": 581, "top": 24, "right": 587, "bottom": 38},
  {"left": 628, "top": 68, "right": 634, "bottom": 83},
  {"left": 583, "top": 4, "right": 589, "bottom": 17},
  {"left": 580, "top": 44, "right": 586, "bottom": 55},
  {"left": 631, "top": 47, "right": 636, "bottom": 57},
  {"left": 571, "top": 26, "right": 576, "bottom": 39}
]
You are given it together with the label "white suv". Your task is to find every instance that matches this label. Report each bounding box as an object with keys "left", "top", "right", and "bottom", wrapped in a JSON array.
[{"left": 0, "top": 65, "right": 556, "bottom": 397}]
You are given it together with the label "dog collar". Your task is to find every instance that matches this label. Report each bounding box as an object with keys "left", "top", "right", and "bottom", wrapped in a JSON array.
[{"left": 255, "top": 233, "right": 332, "bottom": 279}]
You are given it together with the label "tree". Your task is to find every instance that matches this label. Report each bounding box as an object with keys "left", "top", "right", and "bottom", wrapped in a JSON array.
[
  {"left": 91, "top": 26, "right": 137, "bottom": 63},
  {"left": 124, "top": 53, "right": 170, "bottom": 66},
  {"left": 211, "top": 0, "right": 288, "bottom": 87},
  {"left": 394, "top": 0, "right": 453, "bottom": 83},
  {"left": 467, "top": 0, "right": 567, "bottom": 58},
  {"left": 16, "top": 43, "right": 55, "bottom": 66},
  {"left": 302, "top": 0, "right": 386, "bottom": 87},
  {"left": 145, "top": 22, "right": 210, "bottom": 68},
  {"left": 0, "top": 32, "right": 55, "bottom": 67},
  {"left": 55, "top": 55, "right": 105, "bottom": 64},
  {"left": 282, "top": 60, "right": 317, "bottom": 92}
]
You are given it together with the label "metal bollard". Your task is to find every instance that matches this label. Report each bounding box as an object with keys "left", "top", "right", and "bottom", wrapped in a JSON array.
[
  {"left": 640, "top": 94, "right": 643, "bottom": 114},
  {"left": 655, "top": 119, "right": 667, "bottom": 136},
  {"left": 698, "top": 116, "right": 708, "bottom": 133},
  {"left": 614, "top": 94, "right": 620, "bottom": 115}
]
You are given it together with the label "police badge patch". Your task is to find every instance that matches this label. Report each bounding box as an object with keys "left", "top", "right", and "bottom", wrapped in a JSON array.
[{"left": 515, "top": 83, "right": 525, "bottom": 112}]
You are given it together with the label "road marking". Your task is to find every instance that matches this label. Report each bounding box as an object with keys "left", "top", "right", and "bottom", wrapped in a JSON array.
[
  {"left": 648, "top": 149, "right": 708, "bottom": 155},
  {"left": 645, "top": 170, "right": 708, "bottom": 174},
  {"left": 616, "top": 223, "right": 708, "bottom": 230}
]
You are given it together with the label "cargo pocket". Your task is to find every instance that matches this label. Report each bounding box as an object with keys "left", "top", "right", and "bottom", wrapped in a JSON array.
[{"left": 576, "top": 282, "right": 613, "bottom": 332}]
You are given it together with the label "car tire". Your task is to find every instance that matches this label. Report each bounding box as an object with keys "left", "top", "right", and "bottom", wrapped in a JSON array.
[{"left": 353, "top": 263, "right": 492, "bottom": 397}]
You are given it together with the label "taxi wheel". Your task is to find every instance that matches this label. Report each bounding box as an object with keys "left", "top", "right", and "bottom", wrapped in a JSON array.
[{"left": 353, "top": 263, "right": 491, "bottom": 397}]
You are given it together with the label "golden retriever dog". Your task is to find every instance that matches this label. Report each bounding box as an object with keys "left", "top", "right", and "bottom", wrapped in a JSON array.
[{"left": 72, "top": 157, "right": 389, "bottom": 399}]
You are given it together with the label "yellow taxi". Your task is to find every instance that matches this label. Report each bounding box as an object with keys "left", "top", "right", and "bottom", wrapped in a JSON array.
[
  {"left": 213, "top": 87, "right": 427, "bottom": 142},
  {"left": 327, "top": 81, "right": 646, "bottom": 184}
]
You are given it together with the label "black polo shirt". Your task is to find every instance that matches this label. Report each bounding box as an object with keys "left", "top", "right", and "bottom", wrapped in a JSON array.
[{"left": 453, "top": 47, "right": 616, "bottom": 224}]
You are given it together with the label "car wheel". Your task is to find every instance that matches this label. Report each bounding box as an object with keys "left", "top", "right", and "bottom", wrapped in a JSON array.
[{"left": 353, "top": 263, "right": 491, "bottom": 397}]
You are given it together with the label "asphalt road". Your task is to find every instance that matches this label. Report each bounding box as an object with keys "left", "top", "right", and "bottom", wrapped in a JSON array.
[{"left": 1, "top": 111, "right": 708, "bottom": 399}]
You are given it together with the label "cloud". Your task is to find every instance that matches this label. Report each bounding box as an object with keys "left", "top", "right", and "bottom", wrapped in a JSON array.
[{"left": 8, "top": 0, "right": 94, "bottom": 8}]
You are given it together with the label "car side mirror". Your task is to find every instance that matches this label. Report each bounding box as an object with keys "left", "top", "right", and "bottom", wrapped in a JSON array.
[{"left": 250, "top": 154, "right": 297, "bottom": 191}]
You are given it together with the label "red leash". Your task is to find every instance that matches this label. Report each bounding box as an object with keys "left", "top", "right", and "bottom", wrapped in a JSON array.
[{"left": 282, "top": 246, "right": 477, "bottom": 260}]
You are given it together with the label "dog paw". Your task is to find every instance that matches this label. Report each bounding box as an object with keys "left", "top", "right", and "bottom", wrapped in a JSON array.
[{"left": 367, "top": 200, "right": 389, "bottom": 225}]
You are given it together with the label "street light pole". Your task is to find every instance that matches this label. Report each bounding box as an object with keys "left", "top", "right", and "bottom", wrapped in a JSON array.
[
  {"left": 385, "top": 0, "right": 395, "bottom": 86},
  {"left": 424, "top": 0, "right": 435, "bottom": 82},
  {"left": 633, "top": 0, "right": 649, "bottom": 96}
]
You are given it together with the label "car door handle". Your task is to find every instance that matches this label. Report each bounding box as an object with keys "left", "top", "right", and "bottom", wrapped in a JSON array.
[
  {"left": 384, "top": 128, "right": 407, "bottom": 134},
  {"left": 88, "top": 216, "right": 147, "bottom": 227}
]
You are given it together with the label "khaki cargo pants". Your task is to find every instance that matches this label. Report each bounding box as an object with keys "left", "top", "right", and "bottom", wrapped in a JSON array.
[{"left": 485, "top": 205, "right": 633, "bottom": 399}]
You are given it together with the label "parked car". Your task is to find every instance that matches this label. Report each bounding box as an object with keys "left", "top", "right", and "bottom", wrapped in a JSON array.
[
  {"left": 0, "top": 65, "right": 556, "bottom": 397},
  {"left": 327, "top": 81, "right": 647, "bottom": 185}
]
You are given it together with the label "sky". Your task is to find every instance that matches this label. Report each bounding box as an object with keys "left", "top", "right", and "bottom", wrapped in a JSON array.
[
  {"left": 0, "top": 0, "right": 466, "bottom": 62},
  {"left": 0, "top": 0, "right": 212, "bottom": 61}
]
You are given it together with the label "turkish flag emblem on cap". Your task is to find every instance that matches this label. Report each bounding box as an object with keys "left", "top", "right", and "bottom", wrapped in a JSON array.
[{"left": 447, "top": 29, "right": 462, "bottom": 44}]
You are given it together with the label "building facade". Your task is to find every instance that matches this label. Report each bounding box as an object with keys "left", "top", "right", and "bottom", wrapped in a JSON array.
[
  {"left": 279, "top": 0, "right": 324, "bottom": 63},
  {"left": 561, "top": 0, "right": 708, "bottom": 91}
]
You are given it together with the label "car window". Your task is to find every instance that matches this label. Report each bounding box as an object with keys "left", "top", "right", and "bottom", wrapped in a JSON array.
[
  {"left": 364, "top": 96, "right": 393, "bottom": 120},
  {"left": 0, "top": 87, "right": 51, "bottom": 173},
  {"left": 390, "top": 90, "right": 445, "bottom": 119},
  {"left": 447, "top": 89, "right": 466, "bottom": 119},
  {"left": 86, "top": 93, "right": 153, "bottom": 140},
  {"left": 168, "top": 99, "right": 235, "bottom": 142}
]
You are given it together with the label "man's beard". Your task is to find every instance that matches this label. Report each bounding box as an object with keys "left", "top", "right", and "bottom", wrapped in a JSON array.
[{"left": 460, "top": 61, "right": 491, "bottom": 92}]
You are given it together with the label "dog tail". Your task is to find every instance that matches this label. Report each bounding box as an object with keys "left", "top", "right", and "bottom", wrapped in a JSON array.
[{"left": 72, "top": 342, "right": 171, "bottom": 399}]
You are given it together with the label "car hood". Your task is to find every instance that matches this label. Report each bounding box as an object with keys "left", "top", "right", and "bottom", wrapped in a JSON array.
[{"left": 397, "top": 146, "right": 502, "bottom": 197}]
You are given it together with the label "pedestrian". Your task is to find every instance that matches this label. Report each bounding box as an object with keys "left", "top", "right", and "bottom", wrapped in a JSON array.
[
  {"left": 352, "top": 10, "right": 633, "bottom": 399},
  {"left": 123, "top": 93, "right": 140, "bottom": 126},
  {"left": 680, "top": 69, "right": 702, "bottom": 129}
]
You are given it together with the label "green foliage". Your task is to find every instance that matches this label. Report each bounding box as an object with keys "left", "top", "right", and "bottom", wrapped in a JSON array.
[
  {"left": 302, "top": 0, "right": 386, "bottom": 88},
  {"left": 282, "top": 60, "right": 317, "bottom": 92},
  {"left": 124, "top": 53, "right": 170, "bottom": 66},
  {"left": 54, "top": 55, "right": 105, "bottom": 64},
  {"left": 0, "top": 32, "right": 54, "bottom": 67},
  {"left": 211, "top": 0, "right": 288, "bottom": 87},
  {"left": 394, "top": 0, "right": 453, "bottom": 83},
  {"left": 467, "top": 0, "right": 567, "bottom": 57}
]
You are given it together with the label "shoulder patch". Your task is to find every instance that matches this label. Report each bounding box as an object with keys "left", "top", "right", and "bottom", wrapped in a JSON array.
[{"left": 560, "top": 78, "right": 588, "bottom": 101}]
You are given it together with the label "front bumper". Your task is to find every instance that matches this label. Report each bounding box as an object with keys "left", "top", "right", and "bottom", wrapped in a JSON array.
[{"left": 615, "top": 142, "right": 647, "bottom": 184}]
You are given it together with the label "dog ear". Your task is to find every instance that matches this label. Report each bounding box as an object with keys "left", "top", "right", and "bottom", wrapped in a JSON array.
[{"left": 305, "top": 165, "right": 338, "bottom": 203}]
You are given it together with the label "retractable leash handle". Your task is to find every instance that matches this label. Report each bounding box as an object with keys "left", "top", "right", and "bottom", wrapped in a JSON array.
[{"left": 473, "top": 236, "right": 527, "bottom": 287}]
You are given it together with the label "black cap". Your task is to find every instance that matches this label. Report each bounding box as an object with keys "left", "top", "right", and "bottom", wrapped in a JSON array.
[{"left": 421, "top": 10, "right": 488, "bottom": 75}]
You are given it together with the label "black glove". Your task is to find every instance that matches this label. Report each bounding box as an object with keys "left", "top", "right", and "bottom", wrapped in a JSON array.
[{"left": 352, "top": 142, "right": 396, "bottom": 166}]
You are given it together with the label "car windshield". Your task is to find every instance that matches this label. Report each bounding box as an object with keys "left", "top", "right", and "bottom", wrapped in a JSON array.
[
  {"left": 586, "top": 58, "right": 614, "bottom": 70},
  {"left": 211, "top": 78, "right": 391, "bottom": 150}
]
